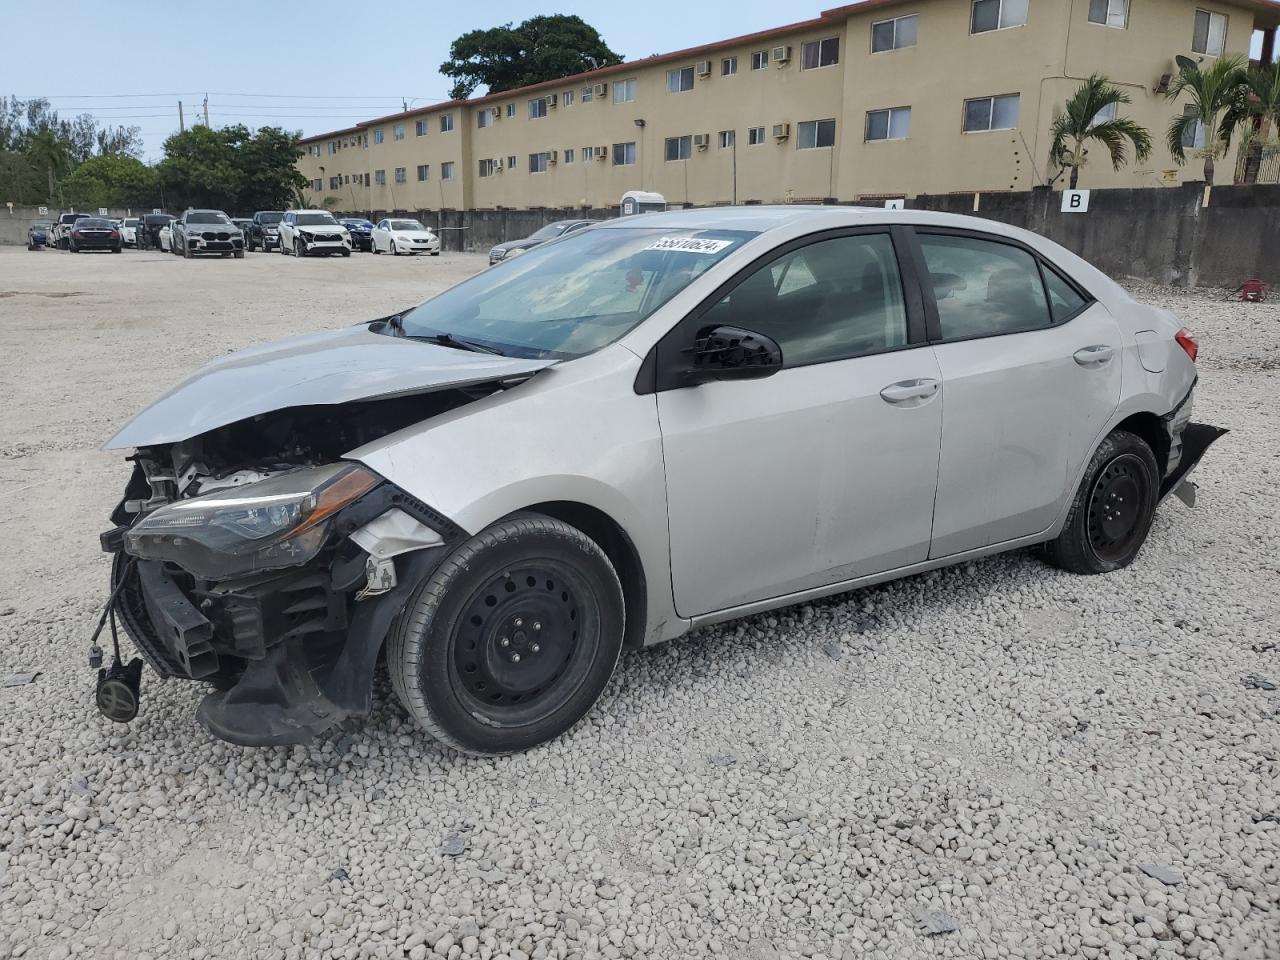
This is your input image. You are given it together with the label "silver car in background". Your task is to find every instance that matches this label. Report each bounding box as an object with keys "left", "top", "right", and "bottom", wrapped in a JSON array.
[{"left": 97, "top": 207, "right": 1221, "bottom": 754}]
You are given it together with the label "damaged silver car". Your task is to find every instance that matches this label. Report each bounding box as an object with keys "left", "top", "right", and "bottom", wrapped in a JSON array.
[{"left": 96, "top": 207, "right": 1223, "bottom": 754}]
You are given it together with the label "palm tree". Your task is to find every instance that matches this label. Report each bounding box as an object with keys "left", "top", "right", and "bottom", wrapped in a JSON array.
[
  {"left": 1225, "top": 61, "right": 1280, "bottom": 157},
  {"left": 1165, "top": 54, "right": 1249, "bottom": 184},
  {"left": 25, "top": 128, "right": 70, "bottom": 203},
  {"left": 1049, "top": 75, "right": 1152, "bottom": 189}
]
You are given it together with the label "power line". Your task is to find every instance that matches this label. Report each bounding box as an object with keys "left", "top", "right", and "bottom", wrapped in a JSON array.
[{"left": 18, "top": 91, "right": 449, "bottom": 101}]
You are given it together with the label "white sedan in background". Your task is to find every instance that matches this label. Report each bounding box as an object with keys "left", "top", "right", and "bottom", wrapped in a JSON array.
[
  {"left": 158, "top": 221, "right": 173, "bottom": 252},
  {"left": 371, "top": 218, "right": 441, "bottom": 256},
  {"left": 120, "top": 218, "right": 140, "bottom": 247}
]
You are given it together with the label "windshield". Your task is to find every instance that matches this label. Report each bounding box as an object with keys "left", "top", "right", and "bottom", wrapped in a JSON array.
[
  {"left": 188, "top": 212, "right": 230, "bottom": 224},
  {"left": 258, "top": 212, "right": 283, "bottom": 224},
  {"left": 395, "top": 227, "right": 755, "bottom": 359},
  {"left": 343, "top": 219, "right": 373, "bottom": 228},
  {"left": 296, "top": 213, "right": 338, "bottom": 226},
  {"left": 123, "top": 218, "right": 139, "bottom": 226},
  {"left": 32, "top": 220, "right": 52, "bottom": 229},
  {"left": 529, "top": 222, "right": 577, "bottom": 240},
  {"left": 78, "top": 219, "right": 113, "bottom": 229},
  {"left": 389, "top": 219, "right": 424, "bottom": 231}
]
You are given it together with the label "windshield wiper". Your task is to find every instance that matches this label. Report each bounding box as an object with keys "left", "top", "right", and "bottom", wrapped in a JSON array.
[{"left": 408, "top": 332, "right": 505, "bottom": 355}]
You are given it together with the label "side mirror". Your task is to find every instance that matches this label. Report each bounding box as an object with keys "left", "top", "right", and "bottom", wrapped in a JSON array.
[{"left": 683, "top": 324, "right": 783, "bottom": 384}]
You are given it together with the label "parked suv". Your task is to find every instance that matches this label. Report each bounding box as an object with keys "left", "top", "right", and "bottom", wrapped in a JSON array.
[
  {"left": 171, "top": 209, "right": 245, "bottom": 259},
  {"left": 246, "top": 210, "right": 285, "bottom": 252},
  {"left": 278, "top": 209, "right": 351, "bottom": 257},
  {"left": 136, "top": 214, "right": 173, "bottom": 251},
  {"left": 51, "top": 212, "right": 90, "bottom": 250}
]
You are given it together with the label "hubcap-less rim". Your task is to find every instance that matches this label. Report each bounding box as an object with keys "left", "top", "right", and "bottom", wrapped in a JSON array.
[
  {"left": 450, "top": 563, "right": 590, "bottom": 721},
  {"left": 1087, "top": 453, "right": 1148, "bottom": 562}
]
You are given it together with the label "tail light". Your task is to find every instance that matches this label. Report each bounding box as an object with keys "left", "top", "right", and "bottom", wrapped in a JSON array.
[
  {"left": 1175, "top": 328, "right": 1198, "bottom": 363},
  {"left": 110, "top": 230, "right": 119, "bottom": 237}
]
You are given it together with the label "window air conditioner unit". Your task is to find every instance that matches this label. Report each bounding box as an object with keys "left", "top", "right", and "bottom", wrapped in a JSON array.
[
  {"left": 772, "top": 122, "right": 790, "bottom": 140},
  {"left": 494, "top": 158, "right": 503, "bottom": 170},
  {"left": 772, "top": 45, "right": 791, "bottom": 64},
  {"left": 595, "top": 146, "right": 608, "bottom": 160},
  {"left": 696, "top": 60, "right": 712, "bottom": 76},
  {"left": 593, "top": 83, "right": 608, "bottom": 98},
  {"left": 548, "top": 150, "right": 558, "bottom": 164},
  {"left": 492, "top": 107, "right": 502, "bottom": 121},
  {"left": 693, "top": 133, "right": 710, "bottom": 150},
  {"left": 547, "top": 94, "right": 558, "bottom": 109}
]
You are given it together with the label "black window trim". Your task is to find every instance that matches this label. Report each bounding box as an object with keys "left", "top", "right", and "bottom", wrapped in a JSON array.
[
  {"left": 903, "top": 226, "right": 1095, "bottom": 344},
  {"left": 638, "top": 224, "right": 928, "bottom": 395}
]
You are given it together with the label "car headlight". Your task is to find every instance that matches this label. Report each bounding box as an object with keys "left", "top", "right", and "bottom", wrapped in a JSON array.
[{"left": 123, "top": 463, "right": 378, "bottom": 579}]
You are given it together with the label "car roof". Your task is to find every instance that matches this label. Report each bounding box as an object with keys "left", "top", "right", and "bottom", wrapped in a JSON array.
[{"left": 287, "top": 209, "right": 334, "bottom": 215}]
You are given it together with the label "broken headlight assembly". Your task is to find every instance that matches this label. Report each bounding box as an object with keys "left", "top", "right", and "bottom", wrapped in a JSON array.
[{"left": 124, "top": 462, "right": 379, "bottom": 579}]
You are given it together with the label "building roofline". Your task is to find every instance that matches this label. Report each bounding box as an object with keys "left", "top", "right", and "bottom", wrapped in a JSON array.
[{"left": 298, "top": 0, "right": 1280, "bottom": 144}]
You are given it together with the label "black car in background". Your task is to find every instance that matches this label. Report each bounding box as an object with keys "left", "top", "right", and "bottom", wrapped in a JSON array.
[
  {"left": 136, "top": 214, "right": 173, "bottom": 250},
  {"left": 487, "top": 219, "right": 595, "bottom": 264},
  {"left": 338, "top": 218, "right": 374, "bottom": 252},
  {"left": 68, "top": 218, "right": 123, "bottom": 253},
  {"left": 246, "top": 210, "right": 284, "bottom": 252},
  {"left": 232, "top": 217, "right": 254, "bottom": 238}
]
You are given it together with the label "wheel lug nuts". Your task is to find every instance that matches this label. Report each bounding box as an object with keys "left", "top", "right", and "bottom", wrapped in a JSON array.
[
  {"left": 533, "top": 622, "right": 541, "bottom": 631},
  {"left": 514, "top": 618, "right": 524, "bottom": 628},
  {"left": 530, "top": 643, "right": 540, "bottom": 653},
  {"left": 499, "top": 637, "right": 510, "bottom": 647},
  {"left": 511, "top": 652, "right": 521, "bottom": 663}
]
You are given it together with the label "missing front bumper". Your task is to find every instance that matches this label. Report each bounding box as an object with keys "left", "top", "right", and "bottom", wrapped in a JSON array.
[{"left": 1160, "top": 422, "right": 1227, "bottom": 505}]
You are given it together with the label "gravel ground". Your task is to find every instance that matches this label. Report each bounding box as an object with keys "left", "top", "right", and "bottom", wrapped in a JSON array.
[{"left": 0, "top": 247, "right": 1277, "bottom": 960}]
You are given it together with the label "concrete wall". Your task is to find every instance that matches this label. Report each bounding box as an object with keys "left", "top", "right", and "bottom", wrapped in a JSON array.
[{"left": 0, "top": 206, "right": 136, "bottom": 247}]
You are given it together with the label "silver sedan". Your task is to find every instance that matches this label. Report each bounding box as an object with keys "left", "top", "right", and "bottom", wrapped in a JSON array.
[{"left": 99, "top": 206, "right": 1221, "bottom": 754}]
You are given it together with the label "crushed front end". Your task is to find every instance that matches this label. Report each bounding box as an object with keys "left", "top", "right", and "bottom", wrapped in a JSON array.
[{"left": 98, "top": 396, "right": 470, "bottom": 746}]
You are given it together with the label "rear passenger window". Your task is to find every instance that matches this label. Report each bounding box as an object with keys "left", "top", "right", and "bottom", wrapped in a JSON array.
[
  {"left": 919, "top": 234, "right": 1051, "bottom": 339},
  {"left": 703, "top": 233, "right": 908, "bottom": 366},
  {"left": 1042, "top": 266, "right": 1087, "bottom": 323}
]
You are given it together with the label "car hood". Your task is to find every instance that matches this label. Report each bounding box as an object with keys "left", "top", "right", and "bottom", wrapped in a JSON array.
[
  {"left": 104, "top": 326, "right": 554, "bottom": 449},
  {"left": 493, "top": 238, "right": 544, "bottom": 254},
  {"left": 390, "top": 229, "right": 436, "bottom": 238}
]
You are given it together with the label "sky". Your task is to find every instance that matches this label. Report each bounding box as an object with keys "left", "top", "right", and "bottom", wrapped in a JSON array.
[{"left": 3, "top": 0, "right": 805, "bottom": 161}]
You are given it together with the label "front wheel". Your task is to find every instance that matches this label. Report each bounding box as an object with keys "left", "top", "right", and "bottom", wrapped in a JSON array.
[
  {"left": 295, "top": 238, "right": 306, "bottom": 257},
  {"left": 233, "top": 249, "right": 244, "bottom": 259},
  {"left": 388, "top": 515, "right": 625, "bottom": 756},
  {"left": 1042, "top": 429, "right": 1159, "bottom": 575}
]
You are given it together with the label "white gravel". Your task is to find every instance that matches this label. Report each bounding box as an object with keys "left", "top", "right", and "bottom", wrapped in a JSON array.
[{"left": 1, "top": 248, "right": 1278, "bottom": 960}]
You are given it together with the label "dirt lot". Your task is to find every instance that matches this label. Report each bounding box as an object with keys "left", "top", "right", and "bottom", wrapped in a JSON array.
[{"left": 1, "top": 244, "right": 1277, "bottom": 960}]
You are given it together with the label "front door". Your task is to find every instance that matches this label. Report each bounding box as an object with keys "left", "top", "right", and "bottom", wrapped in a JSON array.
[
  {"left": 656, "top": 230, "right": 944, "bottom": 618},
  {"left": 914, "top": 230, "right": 1124, "bottom": 558}
]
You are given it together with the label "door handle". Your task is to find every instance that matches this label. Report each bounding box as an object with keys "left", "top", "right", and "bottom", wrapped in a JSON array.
[
  {"left": 1073, "top": 345, "right": 1114, "bottom": 367},
  {"left": 880, "top": 378, "right": 940, "bottom": 404}
]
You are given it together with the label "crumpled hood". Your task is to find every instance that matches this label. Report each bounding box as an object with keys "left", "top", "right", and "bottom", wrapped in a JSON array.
[{"left": 104, "top": 326, "right": 554, "bottom": 449}]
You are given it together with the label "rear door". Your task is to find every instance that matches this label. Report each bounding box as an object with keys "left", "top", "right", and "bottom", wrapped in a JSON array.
[
  {"left": 655, "top": 227, "right": 943, "bottom": 617},
  {"left": 909, "top": 229, "right": 1123, "bottom": 558}
]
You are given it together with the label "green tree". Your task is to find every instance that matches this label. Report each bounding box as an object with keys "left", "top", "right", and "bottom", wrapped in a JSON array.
[
  {"left": 62, "top": 154, "right": 159, "bottom": 209},
  {"left": 237, "top": 126, "right": 308, "bottom": 212},
  {"left": 440, "top": 15, "right": 622, "bottom": 100},
  {"left": 1224, "top": 61, "right": 1280, "bottom": 152},
  {"left": 1165, "top": 54, "right": 1249, "bottom": 184},
  {"left": 1049, "top": 75, "right": 1152, "bottom": 189},
  {"left": 25, "top": 128, "right": 71, "bottom": 203},
  {"left": 157, "top": 124, "right": 306, "bottom": 213}
]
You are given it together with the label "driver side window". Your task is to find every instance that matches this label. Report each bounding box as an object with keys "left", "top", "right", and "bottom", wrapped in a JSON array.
[{"left": 700, "top": 233, "right": 909, "bottom": 367}]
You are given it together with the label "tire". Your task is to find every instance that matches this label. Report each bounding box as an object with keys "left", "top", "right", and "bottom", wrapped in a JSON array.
[
  {"left": 112, "top": 246, "right": 121, "bottom": 254},
  {"left": 341, "top": 249, "right": 351, "bottom": 257},
  {"left": 1042, "top": 429, "right": 1160, "bottom": 575},
  {"left": 295, "top": 238, "right": 306, "bottom": 257},
  {"left": 69, "top": 242, "right": 78, "bottom": 253},
  {"left": 372, "top": 239, "right": 381, "bottom": 254},
  {"left": 183, "top": 240, "right": 193, "bottom": 259},
  {"left": 234, "top": 249, "right": 244, "bottom": 259},
  {"left": 388, "top": 514, "right": 625, "bottom": 755},
  {"left": 280, "top": 236, "right": 289, "bottom": 254},
  {"left": 430, "top": 251, "right": 440, "bottom": 256}
]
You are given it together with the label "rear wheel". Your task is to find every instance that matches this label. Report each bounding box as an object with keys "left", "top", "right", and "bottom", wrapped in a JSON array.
[
  {"left": 388, "top": 515, "right": 625, "bottom": 755},
  {"left": 1042, "top": 430, "right": 1159, "bottom": 574}
]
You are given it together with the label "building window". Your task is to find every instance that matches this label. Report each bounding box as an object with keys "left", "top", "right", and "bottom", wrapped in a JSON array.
[
  {"left": 311, "top": 178, "right": 321, "bottom": 191},
  {"left": 963, "top": 94, "right": 1020, "bottom": 132},
  {"left": 529, "top": 97, "right": 548, "bottom": 119},
  {"left": 748, "top": 126, "right": 766, "bottom": 145},
  {"left": 971, "top": 0, "right": 1028, "bottom": 34},
  {"left": 1181, "top": 105, "right": 1206, "bottom": 149},
  {"left": 564, "top": 89, "right": 575, "bottom": 106},
  {"left": 1091, "top": 102, "right": 1117, "bottom": 127},
  {"left": 478, "top": 159, "right": 495, "bottom": 177},
  {"left": 751, "top": 50, "right": 768, "bottom": 70},
  {"left": 441, "top": 161, "right": 455, "bottom": 180},
  {"left": 666, "top": 66, "right": 695, "bottom": 92},
  {"left": 477, "top": 109, "right": 492, "bottom": 128},
  {"left": 415, "top": 119, "right": 428, "bottom": 137},
  {"left": 440, "top": 113, "right": 454, "bottom": 132},
  {"left": 506, "top": 103, "right": 516, "bottom": 117},
  {"left": 327, "top": 142, "right": 337, "bottom": 155},
  {"left": 664, "top": 135, "right": 692, "bottom": 161},
  {"left": 718, "top": 129, "right": 736, "bottom": 148},
  {"left": 801, "top": 37, "right": 840, "bottom": 70},
  {"left": 581, "top": 145, "right": 593, "bottom": 161},
  {"left": 374, "top": 169, "right": 386, "bottom": 186},
  {"left": 508, "top": 155, "right": 517, "bottom": 169},
  {"left": 374, "top": 128, "right": 384, "bottom": 144},
  {"left": 393, "top": 124, "right": 404, "bottom": 141},
  {"left": 564, "top": 148, "right": 575, "bottom": 164},
  {"left": 866, "top": 107, "right": 911, "bottom": 141},
  {"left": 417, "top": 164, "right": 429, "bottom": 182},
  {"left": 1088, "top": 0, "right": 1129, "bottom": 28},
  {"left": 529, "top": 152, "right": 550, "bottom": 173},
  {"left": 797, "top": 118, "right": 836, "bottom": 149},
  {"left": 581, "top": 86, "right": 594, "bottom": 103},
  {"left": 328, "top": 176, "right": 339, "bottom": 189},
  {"left": 722, "top": 56, "right": 738, "bottom": 76},
  {"left": 1192, "top": 9, "right": 1226, "bottom": 55},
  {"left": 613, "top": 78, "right": 637, "bottom": 103},
  {"left": 394, "top": 167, "right": 406, "bottom": 184},
  {"left": 612, "top": 141, "right": 636, "bottom": 165},
  {"left": 872, "top": 14, "right": 918, "bottom": 51}
]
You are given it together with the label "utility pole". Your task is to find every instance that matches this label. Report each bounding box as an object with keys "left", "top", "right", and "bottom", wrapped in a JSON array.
[
  {"left": 178, "top": 101, "right": 185, "bottom": 132},
  {"left": 202, "top": 94, "right": 209, "bottom": 127}
]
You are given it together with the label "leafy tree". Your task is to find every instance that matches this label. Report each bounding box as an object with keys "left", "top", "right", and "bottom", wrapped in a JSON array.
[
  {"left": 1049, "top": 75, "right": 1152, "bottom": 189},
  {"left": 1224, "top": 61, "right": 1280, "bottom": 153},
  {"left": 157, "top": 124, "right": 306, "bottom": 213},
  {"left": 440, "top": 15, "right": 622, "bottom": 100},
  {"left": 236, "top": 126, "right": 308, "bottom": 212},
  {"left": 95, "top": 124, "right": 144, "bottom": 158},
  {"left": 62, "top": 154, "right": 158, "bottom": 209},
  {"left": 1165, "top": 54, "right": 1249, "bottom": 184},
  {"left": 25, "top": 128, "right": 71, "bottom": 203}
]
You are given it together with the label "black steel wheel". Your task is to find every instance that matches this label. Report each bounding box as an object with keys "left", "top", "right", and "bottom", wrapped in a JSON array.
[
  {"left": 1043, "top": 429, "right": 1159, "bottom": 574},
  {"left": 388, "top": 514, "right": 624, "bottom": 755}
]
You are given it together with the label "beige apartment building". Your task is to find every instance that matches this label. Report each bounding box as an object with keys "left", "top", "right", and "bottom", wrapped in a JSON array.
[{"left": 297, "top": 0, "right": 1280, "bottom": 212}]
